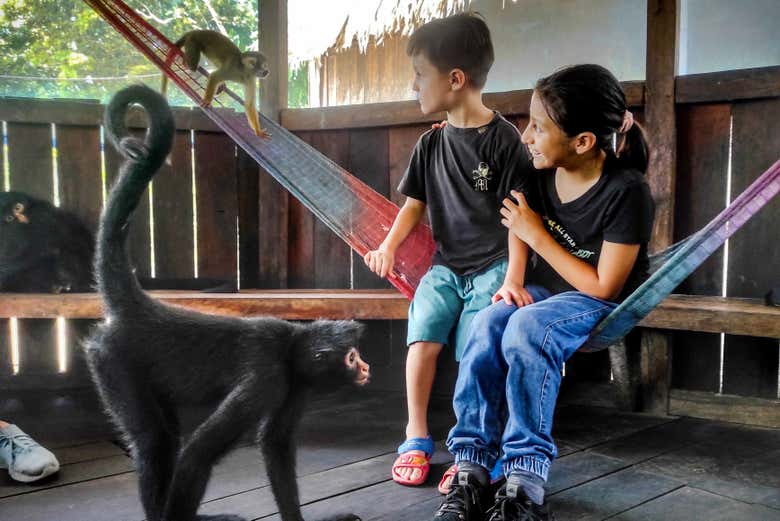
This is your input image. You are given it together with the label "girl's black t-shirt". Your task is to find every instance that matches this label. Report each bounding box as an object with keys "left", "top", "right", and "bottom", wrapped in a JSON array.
[{"left": 526, "top": 161, "right": 655, "bottom": 302}]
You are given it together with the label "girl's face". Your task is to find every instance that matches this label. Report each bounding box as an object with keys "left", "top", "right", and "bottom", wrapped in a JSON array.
[
  {"left": 411, "top": 53, "right": 455, "bottom": 115},
  {"left": 521, "top": 91, "right": 574, "bottom": 170}
]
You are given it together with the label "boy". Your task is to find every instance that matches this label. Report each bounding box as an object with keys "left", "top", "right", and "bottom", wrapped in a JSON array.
[{"left": 363, "top": 12, "right": 536, "bottom": 487}]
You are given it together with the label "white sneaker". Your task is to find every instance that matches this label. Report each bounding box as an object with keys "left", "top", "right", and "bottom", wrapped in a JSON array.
[{"left": 0, "top": 424, "right": 60, "bottom": 483}]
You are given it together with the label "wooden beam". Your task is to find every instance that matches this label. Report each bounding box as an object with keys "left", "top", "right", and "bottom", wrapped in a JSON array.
[
  {"left": 670, "top": 389, "right": 780, "bottom": 429},
  {"left": 259, "top": 0, "right": 288, "bottom": 121},
  {"left": 280, "top": 81, "right": 645, "bottom": 131},
  {"left": 642, "top": 0, "right": 680, "bottom": 415},
  {"left": 0, "top": 97, "right": 223, "bottom": 131},
  {"left": 1, "top": 293, "right": 777, "bottom": 336},
  {"left": 676, "top": 65, "right": 780, "bottom": 104}
]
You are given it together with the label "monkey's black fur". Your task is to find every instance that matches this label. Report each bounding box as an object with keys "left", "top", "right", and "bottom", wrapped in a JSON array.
[
  {"left": 0, "top": 191, "right": 94, "bottom": 292},
  {"left": 84, "top": 85, "right": 367, "bottom": 521}
]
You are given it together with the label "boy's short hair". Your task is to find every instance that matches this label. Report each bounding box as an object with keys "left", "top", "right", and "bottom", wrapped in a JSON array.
[{"left": 406, "top": 12, "right": 494, "bottom": 89}]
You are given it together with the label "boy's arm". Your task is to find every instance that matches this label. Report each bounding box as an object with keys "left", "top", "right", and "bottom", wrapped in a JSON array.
[
  {"left": 379, "top": 197, "right": 426, "bottom": 252},
  {"left": 364, "top": 197, "right": 426, "bottom": 278}
]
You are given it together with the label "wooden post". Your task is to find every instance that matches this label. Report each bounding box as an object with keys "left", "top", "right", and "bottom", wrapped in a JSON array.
[
  {"left": 259, "top": 0, "right": 288, "bottom": 120},
  {"left": 256, "top": 0, "right": 289, "bottom": 288},
  {"left": 642, "top": 0, "right": 679, "bottom": 414}
]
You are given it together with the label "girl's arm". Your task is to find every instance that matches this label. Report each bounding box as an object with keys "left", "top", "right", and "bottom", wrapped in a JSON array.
[
  {"left": 531, "top": 233, "right": 639, "bottom": 300},
  {"left": 501, "top": 191, "right": 639, "bottom": 301}
]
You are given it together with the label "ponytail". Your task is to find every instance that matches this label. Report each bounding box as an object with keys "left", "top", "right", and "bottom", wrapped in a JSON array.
[{"left": 615, "top": 122, "right": 649, "bottom": 174}]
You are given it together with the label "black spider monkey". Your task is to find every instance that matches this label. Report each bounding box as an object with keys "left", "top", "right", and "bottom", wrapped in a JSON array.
[
  {"left": 84, "top": 84, "right": 369, "bottom": 521},
  {"left": 0, "top": 191, "right": 94, "bottom": 293}
]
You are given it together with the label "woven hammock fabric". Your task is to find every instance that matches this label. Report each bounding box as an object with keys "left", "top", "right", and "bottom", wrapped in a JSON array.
[
  {"left": 87, "top": 0, "right": 779, "bottom": 350},
  {"left": 84, "top": 0, "right": 435, "bottom": 299}
]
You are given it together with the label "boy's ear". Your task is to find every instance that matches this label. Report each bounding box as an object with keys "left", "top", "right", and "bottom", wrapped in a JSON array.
[
  {"left": 449, "top": 68, "right": 467, "bottom": 91},
  {"left": 573, "top": 132, "right": 598, "bottom": 155}
]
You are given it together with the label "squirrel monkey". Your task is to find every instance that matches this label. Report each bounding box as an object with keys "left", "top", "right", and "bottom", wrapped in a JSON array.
[{"left": 162, "top": 30, "right": 271, "bottom": 139}]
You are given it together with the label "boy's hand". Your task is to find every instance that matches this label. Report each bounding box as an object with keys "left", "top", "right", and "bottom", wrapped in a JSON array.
[
  {"left": 492, "top": 280, "right": 535, "bottom": 307},
  {"left": 500, "top": 191, "right": 545, "bottom": 246},
  {"left": 363, "top": 248, "right": 395, "bottom": 278},
  {"left": 431, "top": 120, "right": 447, "bottom": 129}
]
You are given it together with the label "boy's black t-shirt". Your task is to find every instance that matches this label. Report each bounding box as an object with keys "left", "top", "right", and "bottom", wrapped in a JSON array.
[
  {"left": 527, "top": 162, "right": 655, "bottom": 302},
  {"left": 398, "top": 113, "right": 536, "bottom": 275}
]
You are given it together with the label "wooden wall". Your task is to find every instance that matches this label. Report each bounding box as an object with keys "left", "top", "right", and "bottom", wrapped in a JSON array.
[{"left": 0, "top": 65, "right": 778, "bottom": 420}]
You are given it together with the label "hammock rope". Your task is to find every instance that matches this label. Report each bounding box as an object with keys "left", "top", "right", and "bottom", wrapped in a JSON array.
[{"left": 85, "top": 0, "right": 780, "bottom": 350}]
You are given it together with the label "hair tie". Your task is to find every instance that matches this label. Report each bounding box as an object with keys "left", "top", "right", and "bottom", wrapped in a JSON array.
[{"left": 619, "top": 110, "right": 634, "bottom": 134}]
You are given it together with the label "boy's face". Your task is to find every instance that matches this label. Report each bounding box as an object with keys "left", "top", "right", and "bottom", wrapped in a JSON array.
[
  {"left": 411, "top": 53, "right": 456, "bottom": 115},
  {"left": 521, "top": 91, "right": 572, "bottom": 170}
]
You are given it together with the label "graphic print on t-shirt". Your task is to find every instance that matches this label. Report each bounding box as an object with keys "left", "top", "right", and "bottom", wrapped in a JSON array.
[
  {"left": 544, "top": 217, "right": 595, "bottom": 259},
  {"left": 471, "top": 162, "right": 492, "bottom": 191}
]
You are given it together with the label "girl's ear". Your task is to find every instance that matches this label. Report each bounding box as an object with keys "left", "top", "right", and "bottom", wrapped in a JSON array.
[{"left": 573, "top": 132, "right": 598, "bottom": 155}]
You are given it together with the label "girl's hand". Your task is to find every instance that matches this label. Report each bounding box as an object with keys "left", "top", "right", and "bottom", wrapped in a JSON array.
[
  {"left": 500, "top": 191, "right": 545, "bottom": 246},
  {"left": 492, "top": 280, "right": 535, "bottom": 307},
  {"left": 363, "top": 248, "right": 395, "bottom": 278}
]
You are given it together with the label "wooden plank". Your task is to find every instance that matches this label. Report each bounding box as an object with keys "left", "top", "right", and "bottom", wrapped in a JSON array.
[
  {"left": 671, "top": 103, "right": 731, "bottom": 393},
  {"left": 237, "top": 148, "right": 260, "bottom": 288},
  {"left": 259, "top": 0, "right": 288, "bottom": 121},
  {"left": 0, "top": 97, "right": 221, "bottom": 131},
  {"left": 287, "top": 132, "right": 315, "bottom": 288},
  {"left": 280, "top": 82, "right": 645, "bottom": 131},
  {"left": 306, "top": 130, "right": 351, "bottom": 288},
  {"left": 55, "top": 124, "right": 103, "bottom": 387},
  {"left": 349, "top": 127, "right": 391, "bottom": 290},
  {"left": 550, "top": 467, "right": 683, "bottom": 521},
  {"left": 6, "top": 123, "right": 59, "bottom": 378},
  {"left": 104, "top": 128, "right": 152, "bottom": 278},
  {"left": 669, "top": 389, "right": 780, "bottom": 429},
  {"left": 1, "top": 293, "right": 779, "bottom": 334},
  {"left": 641, "top": 0, "right": 679, "bottom": 415},
  {"left": 257, "top": 166, "right": 288, "bottom": 288},
  {"left": 612, "top": 487, "right": 780, "bottom": 521},
  {"left": 153, "top": 129, "right": 195, "bottom": 280},
  {"left": 193, "top": 131, "right": 238, "bottom": 280},
  {"left": 676, "top": 65, "right": 780, "bottom": 104},
  {"left": 724, "top": 97, "right": 780, "bottom": 399}
]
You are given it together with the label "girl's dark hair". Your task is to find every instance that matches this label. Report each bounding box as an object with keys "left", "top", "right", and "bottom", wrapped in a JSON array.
[
  {"left": 535, "top": 64, "right": 649, "bottom": 173},
  {"left": 406, "top": 12, "right": 494, "bottom": 89}
]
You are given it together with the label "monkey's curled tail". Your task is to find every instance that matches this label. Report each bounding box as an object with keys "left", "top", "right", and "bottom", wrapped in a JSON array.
[{"left": 97, "top": 85, "right": 175, "bottom": 316}]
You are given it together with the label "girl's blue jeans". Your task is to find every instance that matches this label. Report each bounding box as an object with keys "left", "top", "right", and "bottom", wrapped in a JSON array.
[{"left": 446, "top": 285, "right": 617, "bottom": 481}]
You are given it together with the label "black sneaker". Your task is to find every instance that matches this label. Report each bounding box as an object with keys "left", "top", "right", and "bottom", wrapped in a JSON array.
[
  {"left": 485, "top": 482, "right": 555, "bottom": 521},
  {"left": 433, "top": 470, "right": 490, "bottom": 521}
]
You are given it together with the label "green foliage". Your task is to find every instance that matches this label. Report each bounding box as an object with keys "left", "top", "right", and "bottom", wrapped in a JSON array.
[
  {"left": 0, "top": 0, "right": 260, "bottom": 106},
  {"left": 287, "top": 61, "right": 309, "bottom": 109}
]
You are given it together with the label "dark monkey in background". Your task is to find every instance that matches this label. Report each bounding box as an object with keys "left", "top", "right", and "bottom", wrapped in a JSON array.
[
  {"left": 0, "top": 191, "right": 94, "bottom": 293},
  {"left": 161, "top": 29, "right": 271, "bottom": 139},
  {"left": 85, "top": 85, "right": 368, "bottom": 521}
]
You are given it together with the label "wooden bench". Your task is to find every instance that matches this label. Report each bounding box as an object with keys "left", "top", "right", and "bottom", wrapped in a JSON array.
[{"left": 1, "top": 290, "right": 778, "bottom": 337}]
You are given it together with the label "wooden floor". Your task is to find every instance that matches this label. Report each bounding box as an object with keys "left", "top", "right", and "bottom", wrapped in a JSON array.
[{"left": 1, "top": 390, "right": 779, "bottom": 521}]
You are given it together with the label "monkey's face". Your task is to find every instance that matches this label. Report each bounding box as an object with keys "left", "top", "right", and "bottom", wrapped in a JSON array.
[
  {"left": 241, "top": 52, "right": 270, "bottom": 79},
  {"left": 301, "top": 320, "right": 369, "bottom": 387},
  {"left": 0, "top": 193, "right": 31, "bottom": 227}
]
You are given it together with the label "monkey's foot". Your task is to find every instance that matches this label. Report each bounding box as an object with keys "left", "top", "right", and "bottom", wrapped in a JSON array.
[{"left": 195, "top": 515, "right": 247, "bottom": 521}]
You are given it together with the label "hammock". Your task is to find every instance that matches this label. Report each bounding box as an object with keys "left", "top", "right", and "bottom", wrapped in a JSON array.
[{"left": 85, "top": 0, "right": 780, "bottom": 351}]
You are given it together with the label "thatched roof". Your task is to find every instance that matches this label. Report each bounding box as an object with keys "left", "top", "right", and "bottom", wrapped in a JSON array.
[{"left": 288, "top": 0, "right": 472, "bottom": 66}]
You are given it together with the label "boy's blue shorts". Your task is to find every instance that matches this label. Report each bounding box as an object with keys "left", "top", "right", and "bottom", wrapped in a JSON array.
[{"left": 407, "top": 258, "right": 507, "bottom": 361}]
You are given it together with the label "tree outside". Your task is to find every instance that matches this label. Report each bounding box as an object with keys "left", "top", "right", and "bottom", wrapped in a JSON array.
[{"left": 0, "top": 0, "right": 308, "bottom": 108}]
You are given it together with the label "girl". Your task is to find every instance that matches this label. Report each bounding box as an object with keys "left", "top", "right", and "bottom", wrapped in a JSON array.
[{"left": 432, "top": 64, "right": 655, "bottom": 521}]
